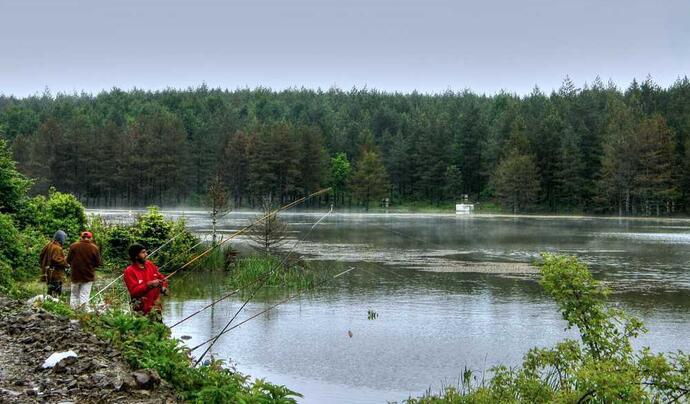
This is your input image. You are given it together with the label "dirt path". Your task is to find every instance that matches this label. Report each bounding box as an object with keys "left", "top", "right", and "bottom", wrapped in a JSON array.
[{"left": 0, "top": 297, "right": 178, "bottom": 403}]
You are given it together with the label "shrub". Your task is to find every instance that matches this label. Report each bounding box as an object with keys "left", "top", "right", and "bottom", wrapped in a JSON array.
[
  {"left": 132, "top": 207, "right": 199, "bottom": 272},
  {"left": 17, "top": 189, "right": 86, "bottom": 243}
]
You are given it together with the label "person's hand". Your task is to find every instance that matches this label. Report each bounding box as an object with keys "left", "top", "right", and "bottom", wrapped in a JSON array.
[
  {"left": 147, "top": 279, "right": 161, "bottom": 288},
  {"left": 161, "top": 287, "right": 169, "bottom": 296}
]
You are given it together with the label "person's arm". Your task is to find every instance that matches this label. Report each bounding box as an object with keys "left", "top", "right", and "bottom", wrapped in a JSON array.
[
  {"left": 152, "top": 263, "right": 169, "bottom": 288},
  {"left": 93, "top": 246, "right": 102, "bottom": 268},
  {"left": 66, "top": 245, "right": 73, "bottom": 265},
  {"left": 123, "top": 268, "right": 149, "bottom": 298}
]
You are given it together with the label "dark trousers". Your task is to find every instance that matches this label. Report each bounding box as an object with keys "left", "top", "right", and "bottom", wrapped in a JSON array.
[{"left": 47, "top": 281, "right": 63, "bottom": 297}]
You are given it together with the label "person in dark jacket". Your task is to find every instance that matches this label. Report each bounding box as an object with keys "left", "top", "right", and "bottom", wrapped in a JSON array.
[
  {"left": 123, "top": 244, "right": 168, "bottom": 317},
  {"left": 39, "top": 230, "right": 69, "bottom": 297},
  {"left": 67, "top": 231, "right": 102, "bottom": 308}
]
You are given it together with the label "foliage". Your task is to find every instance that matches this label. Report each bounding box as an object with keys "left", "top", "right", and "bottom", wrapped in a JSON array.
[
  {"left": 132, "top": 207, "right": 199, "bottom": 272},
  {"left": 0, "top": 137, "right": 31, "bottom": 214},
  {"left": 87, "top": 207, "right": 200, "bottom": 272},
  {"left": 350, "top": 149, "right": 390, "bottom": 210},
  {"left": 40, "top": 298, "right": 76, "bottom": 317},
  {"left": 248, "top": 199, "right": 289, "bottom": 255},
  {"left": 228, "top": 255, "right": 323, "bottom": 290},
  {"left": 16, "top": 189, "right": 86, "bottom": 243},
  {"left": 404, "top": 254, "right": 690, "bottom": 403},
  {"left": 4, "top": 79, "right": 690, "bottom": 214},
  {"left": 491, "top": 149, "right": 541, "bottom": 213},
  {"left": 83, "top": 309, "right": 301, "bottom": 403}
]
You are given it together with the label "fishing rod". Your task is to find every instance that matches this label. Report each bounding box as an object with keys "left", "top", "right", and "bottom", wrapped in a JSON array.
[
  {"left": 191, "top": 206, "right": 335, "bottom": 365},
  {"left": 170, "top": 204, "right": 334, "bottom": 329},
  {"left": 88, "top": 230, "right": 186, "bottom": 303},
  {"left": 189, "top": 266, "right": 356, "bottom": 357},
  {"left": 164, "top": 188, "right": 332, "bottom": 281}
]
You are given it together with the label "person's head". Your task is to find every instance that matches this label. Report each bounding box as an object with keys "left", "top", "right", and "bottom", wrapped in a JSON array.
[
  {"left": 80, "top": 231, "right": 93, "bottom": 241},
  {"left": 53, "top": 230, "right": 67, "bottom": 245},
  {"left": 128, "top": 244, "right": 147, "bottom": 264}
]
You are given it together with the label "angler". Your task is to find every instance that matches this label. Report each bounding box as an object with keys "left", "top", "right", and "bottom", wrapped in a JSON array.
[
  {"left": 39, "top": 230, "right": 69, "bottom": 297},
  {"left": 123, "top": 244, "right": 169, "bottom": 319},
  {"left": 67, "top": 231, "right": 102, "bottom": 308}
]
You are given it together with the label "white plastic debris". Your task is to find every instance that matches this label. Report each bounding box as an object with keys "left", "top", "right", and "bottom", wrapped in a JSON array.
[
  {"left": 42, "top": 350, "right": 78, "bottom": 369},
  {"left": 26, "top": 294, "right": 59, "bottom": 305}
]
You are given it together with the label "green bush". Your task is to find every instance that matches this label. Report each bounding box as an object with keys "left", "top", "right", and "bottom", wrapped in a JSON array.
[
  {"left": 86, "top": 208, "right": 199, "bottom": 273},
  {"left": 17, "top": 189, "right": 86, "bottom": 243},
  {"left": 0, "top": 137, "right": 31, "bottom": 215},
  {"left": 0, "top": 213, "right": 22, "bottom": 266},
  {"left": 132, "top": 207, "right": 199, "bottom": 272},
  {"left": 88, "top": 215, "right": 133, "bottom": 272}
]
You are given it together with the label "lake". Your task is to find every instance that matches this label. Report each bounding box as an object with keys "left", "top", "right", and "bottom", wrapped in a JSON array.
[{"left": 90, "top": 209, "right": 690, "bottom": 403}]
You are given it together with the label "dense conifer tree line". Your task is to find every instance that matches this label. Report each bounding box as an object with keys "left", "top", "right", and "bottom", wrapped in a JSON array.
[{"left": 1, "top": 76, "right": 689, "bottom": 214}]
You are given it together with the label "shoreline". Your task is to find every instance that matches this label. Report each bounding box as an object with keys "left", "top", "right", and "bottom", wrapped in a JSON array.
[{"left": 86, "top": 208, "right": 690, "bottom": 223}]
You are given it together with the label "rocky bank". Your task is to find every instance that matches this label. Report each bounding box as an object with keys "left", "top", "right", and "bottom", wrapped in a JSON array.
[{"left": 0, "top": 296, "right": 177, "bottom": 403}]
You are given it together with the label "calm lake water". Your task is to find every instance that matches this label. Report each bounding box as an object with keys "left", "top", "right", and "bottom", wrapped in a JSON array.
[{"left": 91, "top": 209, "right": 690, "bottom": 403}]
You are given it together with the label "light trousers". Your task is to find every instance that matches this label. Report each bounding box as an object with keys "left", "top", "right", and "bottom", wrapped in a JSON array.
[{"left": 70, "top": 281, "right": 93, "bottom": 308}]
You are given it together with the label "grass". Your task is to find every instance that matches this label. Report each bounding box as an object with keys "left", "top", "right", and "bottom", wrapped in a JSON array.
[
  {"left": 227, "top": 255, "right": 326, "bottom": 290},
  {"left": 36, "top": 298, "right": 300, "bottom": 403}
]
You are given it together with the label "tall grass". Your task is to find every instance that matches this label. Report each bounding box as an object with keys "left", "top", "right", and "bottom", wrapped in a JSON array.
[{"left": 228, "top": 255, "right": 325, "bottom": 290}]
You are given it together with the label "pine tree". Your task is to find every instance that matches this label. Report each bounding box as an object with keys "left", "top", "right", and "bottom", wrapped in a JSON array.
[
  {"left": 350, "top": 149, "right": 390, "bottom": 211},
  {"left": 492, "top": 149, "right": 541, "bottom": 213}
]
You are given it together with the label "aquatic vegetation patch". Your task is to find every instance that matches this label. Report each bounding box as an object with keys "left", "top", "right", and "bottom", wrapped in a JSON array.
[{"left": 227, "top": 255, "right": 327, "bottom": 290}]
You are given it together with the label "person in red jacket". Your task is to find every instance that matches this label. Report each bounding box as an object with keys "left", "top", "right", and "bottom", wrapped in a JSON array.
[{"left": 123, "top": 244, "right": 168, "bottom": 316}]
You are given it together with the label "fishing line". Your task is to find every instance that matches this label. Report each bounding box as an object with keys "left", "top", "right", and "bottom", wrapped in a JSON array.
[
  {"left": 164, "top": 188, "right": 331, "bottom": 281},
  {"left": 173, "top": 204, "right": 333, "bottom": 330},
  {"left": 189, "top": 266, "right": 356, "bottom": 356},
  {"left": 190, "top": 205, "right": 334, "bottom": 365}
]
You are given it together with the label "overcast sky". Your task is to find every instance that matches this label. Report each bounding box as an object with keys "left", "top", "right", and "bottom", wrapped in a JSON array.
[{"left": 1, "top": 0, "right": 688, "bottom": 97}]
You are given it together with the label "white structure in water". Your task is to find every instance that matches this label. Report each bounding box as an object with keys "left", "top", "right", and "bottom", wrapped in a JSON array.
[{"left": 455, "top": 203, "right": 475, "bottom": 215}]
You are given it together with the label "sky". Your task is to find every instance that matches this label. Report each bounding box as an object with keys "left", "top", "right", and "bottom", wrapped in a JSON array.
[{"left": 1, "top": 0, "right": 689, "bottom": 97}]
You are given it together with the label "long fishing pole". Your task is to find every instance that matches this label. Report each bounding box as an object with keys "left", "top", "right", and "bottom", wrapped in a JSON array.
[
  {"left": 171, "top": 204, "right": 333, "bottom": 329},
  {"left": 164, "top": 188, "right": 331, "bottom": 281},
  {"left": 189, "top": 266, "right": 356, "bottom": 356},
  {"left": 191, "top": 206, "right": 335, "bottom": 365}
]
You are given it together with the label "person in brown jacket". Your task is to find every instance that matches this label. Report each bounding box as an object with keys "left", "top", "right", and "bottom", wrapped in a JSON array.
[
  {"left": 39, "top": 230, "right": 69, "bottom": 297},
  {"left": 67, "top": 231, "right": 102, "bottom": 308}
]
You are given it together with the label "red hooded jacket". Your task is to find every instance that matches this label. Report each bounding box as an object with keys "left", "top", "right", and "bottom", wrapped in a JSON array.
[{"left": 123, "top": 261, "right": 168, "bottom": 314}]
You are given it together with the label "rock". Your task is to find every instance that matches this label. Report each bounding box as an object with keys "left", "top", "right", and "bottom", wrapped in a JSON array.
[
  {"left": 53, "top": 355, "right": 77, "bottom": 373},
  {"left": 0, "top": 388, "right": 22, "bottom": 397},
  {"left": 131, "top": 369, "right": 161, "bottom": 390}
]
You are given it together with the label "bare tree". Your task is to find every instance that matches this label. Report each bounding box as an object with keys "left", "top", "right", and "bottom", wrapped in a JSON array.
[
  {"left": 204, "top": 174, "right": 231, "bottom": 246},
  {"left": 248, "top": 195, "right": 288, "bottom": 255}
]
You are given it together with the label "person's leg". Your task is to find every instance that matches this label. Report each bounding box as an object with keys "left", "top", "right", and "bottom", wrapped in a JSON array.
[
  {"left": 48, "top": 281, "right": 62, "bottom": 297},
  {"left": 70, "top": 282, "right": 81, "bottom": 308},
  {"left": 79, "top": 281, "right": 93, "bottom": 307}
]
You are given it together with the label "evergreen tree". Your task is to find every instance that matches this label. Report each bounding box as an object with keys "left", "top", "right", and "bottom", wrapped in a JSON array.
[
  {"left": 492, "top": 149, "right": 541, "bottom": 213},
  {"left": 350, "top": 150, "right": 390, "bottom": 211},
  {"left": 0, "top": 138, "right": 31, "bottom": 214}
]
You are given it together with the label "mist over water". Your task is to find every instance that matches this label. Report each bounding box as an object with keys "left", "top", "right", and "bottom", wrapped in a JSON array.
[{"left": 92, "top": 209, "right": 690, "bottom": 403}]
